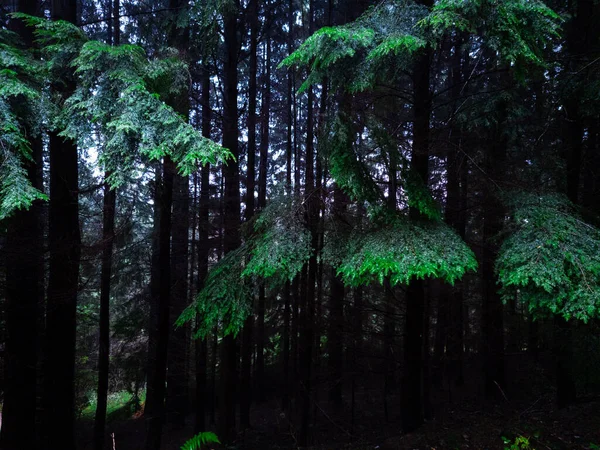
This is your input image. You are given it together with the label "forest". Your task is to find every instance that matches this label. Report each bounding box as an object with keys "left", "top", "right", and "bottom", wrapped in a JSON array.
[{"left": 0, "top": 0, "right": 599, "bottom": 449}]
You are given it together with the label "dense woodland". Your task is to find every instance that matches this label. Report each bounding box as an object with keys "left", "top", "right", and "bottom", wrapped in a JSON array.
[{"left": 1, "top": 0, "right": 600, "bottom": 449}]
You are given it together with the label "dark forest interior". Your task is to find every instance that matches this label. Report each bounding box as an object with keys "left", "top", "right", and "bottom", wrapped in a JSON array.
[{"left": 1, "top": 0, "right": 600, "bottom": 449}]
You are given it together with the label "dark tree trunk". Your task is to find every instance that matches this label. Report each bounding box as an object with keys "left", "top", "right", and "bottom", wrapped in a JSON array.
[
  {"left": 299, "top": 2, "right": 317, "bottom": 444},
  {"left": 93, "top": 177, "right": 116, "bottom": 450},
  {"left": 44, "top": 2, "right": 80, "bottom": 449},
  {"left": 282, "top": 281, "right": 291, "bottom": 410},
  {"left": 166, "top": 0, "right": 191, "bottom": 427},
  {"left": 481, "top": 101, "right": 507, "bottom": 399},
  {"left": 444, "top": 36, "right": 466, "bottom": 387},
  {"left": 328, "top": 188, "right": 345, "bottom": 409},
  {"left": 94, "top": 5, "right": 119, "bottom": 448},
  {"left": 240, "top": 0, "right": 258, "bottom": 427},
  {"left": 218, "top": 2, "right": 241, "bottom": 441},
  {"left": 195, "top": 58, "right": 212, "bottom": 433},
  {"left": 167, "top": 171, "right": 190, "bottom": 427},
  {"left": 1, "top": 7, "right": 43, "bottom": 450},
  {"left": 401, "top": 4, "right": 432, "bottom": 428},
  {"left": 256, "top": 34, "right": 271, "bottom": 404},
  {"left": 553, "top": 0, "right": 597, "bottom": 408},
  {"left": 145, "top": 156, "right": 175, "bottom": 450}
]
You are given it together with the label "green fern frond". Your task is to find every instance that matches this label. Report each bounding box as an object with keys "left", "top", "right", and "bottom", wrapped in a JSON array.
[{"left": 180, "top": 432, "right": 221, "bottom": 450}]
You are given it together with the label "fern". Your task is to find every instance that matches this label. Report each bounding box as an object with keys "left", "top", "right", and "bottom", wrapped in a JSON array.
[{"left": 181, "top": 432, "right": 220, "bottom": 450}]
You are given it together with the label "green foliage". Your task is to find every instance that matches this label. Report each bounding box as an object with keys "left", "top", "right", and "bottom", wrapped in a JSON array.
[
  {"left": 180, "top": 195, "right": 313, "bottom": 338},
  {"left": 502, "top": 435, "right": 533, "bottom": 450},
  {"left": 81, "top": 390, "right": 144, "bottom": 422},
  {"left": 62, "top": 40, "right": 230, "bottom": 186},
  {"left": 243, "top": 195, "right": 312, "bottom": 284},
  {"left": 403, "top": 166, "right": 442, "bottom": 221},
  {"left": 177, "top": 246, "right": 251, "bottom": 339},
  {"left": 0, "top": 28, "right": 47, "bottom": 220},
  {"left": 181, "top": 432, "right": 220, "bottom": 450},
  {"left": 326, "top": 217, "right": 477, "bottom": 287},
  {"left": 322, "top": 112, "right": 382, "bottom": 205},
  {"left": 280, "top": 0, "right": 428, "bottom": 93},
  {"left": 422, "top": 0, "right": 561, "bottom": 77},
  {"left": 496, "top": 193, "right": 600, "bottom": 322}
]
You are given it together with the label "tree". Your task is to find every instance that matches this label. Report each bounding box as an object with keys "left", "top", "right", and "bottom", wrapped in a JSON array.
[
  {"left": 0, "top": 4, "right": 44, "bottom": 449},
  {"left": 44, "top": 2, "right": 81, "bottom": 448},
  {"left": 219, "top": 0, "right": 241, "bottom": 442},
  {"left": 93, "top": 3, "right": 119, "bottom": 450}
]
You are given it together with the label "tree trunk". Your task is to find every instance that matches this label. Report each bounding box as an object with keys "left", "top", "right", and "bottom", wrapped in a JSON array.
[
  {"left": 166, "top": 0, "right": 191, "bottom": 427},
  {"left": 167, "top": 171, "right": 190, "bottom": 427},
  {"left": 444, "top": 36, "right": 466, "bottom": 387},
  {"left": 401, "top": 4, "right": 432, "bottom": 428},
  {"left": 145, "top": 156, "right": 175, "bottom": 450},
  {"left": 1, "top": 7, "right": 44, "bottom": 449},
  {"left": 195, "top": 56, "right": 212, "bottom": 433},
  {"left": 240, "top": 0, "right": 258, "bottom": 427},
  {"left": 256, "top": 34, "right": 271, "bottom": 404},
  {"left": 93, "top": 176, "right": 116, "bottom": 450},
  {"left": 94, "top": 6, "right": 120, "bottom": 449},
  {"left": 481, "top": 102, "right": 507, "bottom": 399},
  {"left": 218, "top": 2, "right": 241, "bottom": 441},
  {"left": 44, "top": 2, "right": 80, "bottom": 449},
  {"left": 328, "top": 187, "right": 345, "bottom": 409},
  {"left": 299, "top": 2, "right": 317, "bottom": 444}
]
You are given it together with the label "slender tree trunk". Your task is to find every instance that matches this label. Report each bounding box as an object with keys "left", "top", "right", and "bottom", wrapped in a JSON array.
[
  {"left": 282, "top": 281, "right": 291, "bottom": 410},
  {"left": 94, "top": 6, "right": 120, "bottom": 448},
  {"left": 256, "top": 35, "right": 271, "bottom": 404},
  {"left": 553, "top": 0, "right": 596, "bottom": 408},
  {"left": 240, "top": 0, "right": 258, "bottom": 427},
  {"left": 328, "top": 189, "right": 345, "bottom": 409},
  {"left": 1, "top": 7, "right": 43, "bottom": 449},
  {"left": 94, "top": 177, "right": 116, "bottom": 450},
  {"left": 195, "top": 58, "right": 212, "bottom": 433},
  {"left": 401, "top": 4, "right": 432, "bottom": 428},
  {"left": 145, "top": 155, "right": 175, "bottom": 450},
  {"left": 481, "top": 95, "right": 507, "bottom": 399},
  {"left": 218, "top": 2, "right": 241, "bottom": 441},
  {"left": 299, "top": 2, "right": 317, "bottom": 444},
  {"left": 166, "top": 0, "right": 191, "bottom": 428},
  {"left": 445, "top": 37, "right": 466, "bottom": 387},
  {"left": 283, "top": 3, "right": 294, "bottom": 408},
  {"left": 167, "top": 170, "right": 190, "bottom": 427}
]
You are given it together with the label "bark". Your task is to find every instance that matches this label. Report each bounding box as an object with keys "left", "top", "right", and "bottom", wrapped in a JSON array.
[
  {"left": 401, "top": 4, "right": 432, "bottom": 427},
  {"left": 166, "top": 0, "right": 191, "bottom": 427},
  {"left": 482, "top": 94, "right": 507, "bottom": 399},
  {"left": 328, "top": 189, "right": 345, "bottom": 408},
  {"left": 299, "top": 1, "right": 318, "bottom": 444},
  {"left": 444, "top": 36, "right": 466, "bottom": 387},
  {"left": 218, "top": 2, "right": 241, "bottom": 441},
  {"left": 256, "top": 35, "right": 271, "bottom": 403},
  {"left": 94, "top": 6, "right": 120, "bottom": 448},
  {"left": 145, "top": 156, "right": 175, "bottom": 450},
  {"left": 1, "top": 7, "right": 43, "bottom": 449},
  {"left": 553, "top": 0, "right": 598, "bottom": 408},
  {"left": 240, "top": 0, "right": 258, "bottom": 427},
  {"left": 44, "top": 2, "right": 80, "bottom": 449},
  {"left": 93, "top": 176, "right": 116, "bottom": 450},
  {"left": 167, "top": 171, "right": 190, "bottom": 427},
  {"left": 195, "top": 58, "right": 212, "bottom": 433}
]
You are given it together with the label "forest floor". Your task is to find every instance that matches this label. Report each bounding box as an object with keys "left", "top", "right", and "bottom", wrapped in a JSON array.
[{"left": 75, "top": 356, "right": 600, "bottom": 450}]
